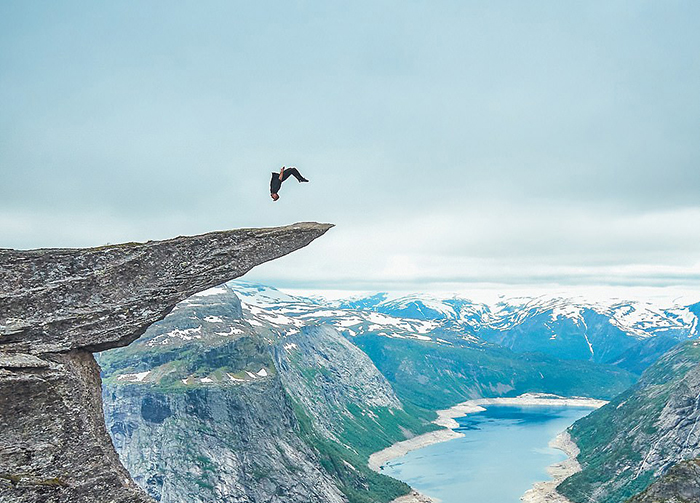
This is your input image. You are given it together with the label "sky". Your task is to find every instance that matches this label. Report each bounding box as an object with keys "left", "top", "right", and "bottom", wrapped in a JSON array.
[{"left": 1, "top": 1, "right": 699, "bottom": 298}]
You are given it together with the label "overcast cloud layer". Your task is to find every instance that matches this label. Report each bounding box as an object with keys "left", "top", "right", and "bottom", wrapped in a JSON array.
[{"left": 1, "top": 1, "right": 699, "bottom": 296}]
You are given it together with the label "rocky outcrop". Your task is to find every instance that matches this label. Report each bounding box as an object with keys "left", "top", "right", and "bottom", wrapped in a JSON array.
[
  {"left": 626, "top": 458, "right": 700, "bottom": 503},
  {"left": 0, "top": 223, "right": 332, "bottom": 503}
]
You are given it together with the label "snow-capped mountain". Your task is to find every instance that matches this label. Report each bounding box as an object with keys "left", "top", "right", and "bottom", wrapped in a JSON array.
[
  {"left": 230, "top": 282, "right": 455, "bottom": 344},
  {"left": 227, "top": 281, "right": 699, "bottom": 372}
]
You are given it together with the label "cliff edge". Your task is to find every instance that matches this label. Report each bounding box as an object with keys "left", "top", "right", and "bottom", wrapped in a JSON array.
[{"left": 0, "top": 222, "right": 332, "bottom": 503}]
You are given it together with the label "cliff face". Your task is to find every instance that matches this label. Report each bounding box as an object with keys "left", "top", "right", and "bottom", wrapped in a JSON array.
[
  {"left": 104, "top": 376, "right": 346, "bottom": 503},
  {"left": 99, "top": 286, "right": 348, "bottom": 503},
  {"left": 274, "top": 325, "right": 403, "bottom": 440},
  {"left": 99, "top": 286, "right": 426, "bottom": 503},
  {"left": 558, "top": 340, "right": 700, "bottom": 503},
  {"left": 0, "top": 223, "right": 332, "bottom": 503}
]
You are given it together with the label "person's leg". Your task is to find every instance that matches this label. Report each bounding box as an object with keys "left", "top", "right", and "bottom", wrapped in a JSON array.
[
  {"left": 282, "top": 167, "right": 308, "bottom": 182},
  {"left": 280, "top": 168, "right": 295, "bottom": 182}
]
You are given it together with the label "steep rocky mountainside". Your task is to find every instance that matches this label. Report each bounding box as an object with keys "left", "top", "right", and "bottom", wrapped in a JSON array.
[
  {"left": 626, "top": 458, "right": 700, "bottom": 503},
  {"left": 0, "top": 222, "right": 332, "bottom": 503},
  {"left": 557, "top": 341, "right": 700, "bottom": 503},
  {"left": 100, "top": 286, "right": 429, "bottom": 503},
  {"left": 104, "top": 353, "right": 346, "bottom": 503},
  {"left": 274, "top": 325, "right": 402, "bottom": 440}
]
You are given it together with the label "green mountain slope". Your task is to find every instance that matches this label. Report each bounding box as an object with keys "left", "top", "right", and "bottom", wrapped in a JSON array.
[
  {"left": 100, "top": 288, "right": 433, "bottom": 503},
  {"left": 557, "top": 341, "right": 700, "bottom": 503},
  {"left": 354, "top": 334, "right": 637, "bottom": 410}
]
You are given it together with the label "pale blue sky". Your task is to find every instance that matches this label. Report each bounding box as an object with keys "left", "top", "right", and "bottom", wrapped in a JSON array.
[{"left": 1, "top": 1, "right": 699, "bottom": 292}]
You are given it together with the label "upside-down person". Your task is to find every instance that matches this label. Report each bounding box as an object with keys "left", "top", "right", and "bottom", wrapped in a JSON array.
[{"left": 270, "top": 166, "right": 309, "bottom": 201}]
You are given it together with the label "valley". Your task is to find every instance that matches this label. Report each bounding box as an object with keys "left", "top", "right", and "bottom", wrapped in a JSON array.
[{"left": 98, "top": 281, "right": 699, "bottom": 503}]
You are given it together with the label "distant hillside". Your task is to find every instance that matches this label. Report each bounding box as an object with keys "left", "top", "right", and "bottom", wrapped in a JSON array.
[
  {"left": 234, "top": 282, "right": 699, "bottom": 374},
  {"left": 353, "top": 333, "right": 635, "bottom": 410}
]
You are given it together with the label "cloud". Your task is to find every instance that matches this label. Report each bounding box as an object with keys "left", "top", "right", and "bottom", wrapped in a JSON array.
[
  {"left": 1, "top": 1, "right": 699, "bottom": 295},
  {"left": 244, "top": 205, "right": 700, "bottom": 291}
]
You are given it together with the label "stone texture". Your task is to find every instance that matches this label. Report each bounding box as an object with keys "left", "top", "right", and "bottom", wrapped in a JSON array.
[
  {"left": 0, "top": 223, "right": 332, "bottom": 503},
  {"left": 627, "top": 458, "right": 700, "bottom": 503},
  {"left": 0, "top": 350, "right": 152, "bottom": 503},
  {"left": 1, "top": 223, "right": 333, "bottom": 354}
]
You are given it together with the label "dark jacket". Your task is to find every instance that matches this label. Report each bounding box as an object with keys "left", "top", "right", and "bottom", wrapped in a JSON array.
[{"left": 270, "top": 172, "right": 282, "bottom": 194}]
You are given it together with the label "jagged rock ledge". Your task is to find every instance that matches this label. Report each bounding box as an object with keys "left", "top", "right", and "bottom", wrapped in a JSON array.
[{"left": 0, "top": 222, "right": 332, "bottom": 503}]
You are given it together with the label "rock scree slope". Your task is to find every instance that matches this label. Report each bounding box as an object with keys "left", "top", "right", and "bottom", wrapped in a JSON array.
[{"left": 0, "top": 222, "right": 332, "bottom": 503}]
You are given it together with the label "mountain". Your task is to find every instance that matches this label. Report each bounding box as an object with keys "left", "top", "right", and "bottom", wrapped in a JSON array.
[
  {"left": 556, "top": 340, "right": 700, "bottom": 503},
  {"left": 99, "top": 283, "right": 640, "bottom": 503},
  {"left": 228, "top": 282, "right": 637, "bottom": 408},
  {"left": 100, "top": 286, "right": 435, "bottom": 503},
  {"left": 319, "top": 289, "right": 698, "bottom": 373},
  {"left": 353, "top": 332, "right": 635, "bottom": 410}
]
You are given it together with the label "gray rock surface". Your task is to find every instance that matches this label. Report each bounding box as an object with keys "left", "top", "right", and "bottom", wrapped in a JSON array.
[
  {"left": 275, "top": 325, "right": 403, "bottom": 440},
  {"left": 0, "top": 223, "right": 332, "bottom": 503},
  {"left": 627, "top": 458, "right": 700, "bottom": 503},
  {"left": 1, "top": 223, "right": 333, "bottom": 354},
  {"left": 104, "top": 377, "right": 347, "bottom": 503}
]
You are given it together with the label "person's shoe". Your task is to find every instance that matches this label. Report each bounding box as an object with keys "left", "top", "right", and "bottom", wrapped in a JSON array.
[{"left": 300, "top": 177, "right": 309, "bottom": 182}]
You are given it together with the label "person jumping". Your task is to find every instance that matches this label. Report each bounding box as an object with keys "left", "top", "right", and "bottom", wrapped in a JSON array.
[{"left": 270, "top": 166, "right": 309, "bottom": 201}]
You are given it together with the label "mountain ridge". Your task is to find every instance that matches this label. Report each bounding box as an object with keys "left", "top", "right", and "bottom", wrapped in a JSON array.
[{"left": 230, "top": 281, "right": 699, "bottom": 374}]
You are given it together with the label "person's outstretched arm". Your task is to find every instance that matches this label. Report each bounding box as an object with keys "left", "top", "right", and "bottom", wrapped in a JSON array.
[{"left": 279, "top": 166, "right": 285, "bottom": 180}]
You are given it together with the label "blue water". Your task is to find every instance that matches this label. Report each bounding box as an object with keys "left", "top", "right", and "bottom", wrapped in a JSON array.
[{"left": 382, "top": 406, "right": 593, "bottom": 503}]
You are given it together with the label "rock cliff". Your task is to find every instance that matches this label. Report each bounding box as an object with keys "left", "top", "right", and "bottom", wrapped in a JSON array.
[
  {"left": 558, "top": 340, "right": 700, "bottom": 503},
  {"left": 99, "top": 286, "right": 427, "bottom": 503},
  {"left": 99, "top": 286, "right": 348, "bottom": 503},
  {"left": 105, "top": 374, "right": 346, "bottom": 503},
  {"left": 274, "top": 325, "right": 403, "bottom": 440},
  {"left": 0, "top": 222, "right": 332, "bottom": 503}
]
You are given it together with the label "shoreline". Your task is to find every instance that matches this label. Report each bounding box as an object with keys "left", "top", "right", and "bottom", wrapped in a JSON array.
[
  {"left": 370, "top": 393, "right": 606, "bottom": 503},
  {"left": 520, "top": 431, "right": 581, "bottom": 503},
  {"left": 391, "top": 490, "right": 441, "bottom": 503}
]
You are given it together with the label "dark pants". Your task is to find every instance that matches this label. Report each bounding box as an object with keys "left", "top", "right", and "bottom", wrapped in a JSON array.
[{"left": 281, "top": 167, "right": 305, "bottom": 182}]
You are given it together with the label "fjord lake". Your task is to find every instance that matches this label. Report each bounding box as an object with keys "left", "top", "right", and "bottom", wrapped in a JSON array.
[{"left": 382, "top": 406, "right": 594, "bottom": 503}]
